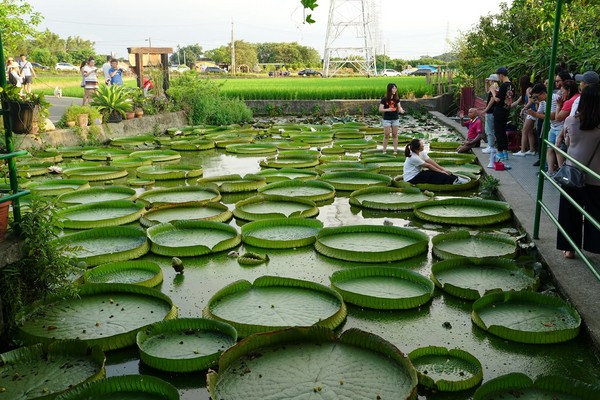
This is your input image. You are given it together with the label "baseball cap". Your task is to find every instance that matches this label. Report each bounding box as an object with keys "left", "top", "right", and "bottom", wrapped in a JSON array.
[
  {"left": 487, "top": 74, "right": 499, "bottom": 81},
  {"left": 574, "top": 71, "right": 599, "bottom": 84},
  {"left": 496, "top": 67, "right": 509, "bottom": 76}
]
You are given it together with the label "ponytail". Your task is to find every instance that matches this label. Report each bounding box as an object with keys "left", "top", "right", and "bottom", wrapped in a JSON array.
[
  {"left": 404, "top": 144, "right": 411, "bottom": 157},
  {"left": 405, "top": 139, "right": 421, "bottom": 157}
]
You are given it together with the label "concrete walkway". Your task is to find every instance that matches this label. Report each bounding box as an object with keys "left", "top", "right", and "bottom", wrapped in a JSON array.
[
  {"left": 45, "top": 96, "right": 80, "bottom": 123},
  {"left": 434, "top": 111, "right": 600, "bottom": 349}
]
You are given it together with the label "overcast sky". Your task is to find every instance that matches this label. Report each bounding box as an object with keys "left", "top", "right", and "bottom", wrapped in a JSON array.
[{"left": 28, "top": 0, "right": 510, "bottom": 60}]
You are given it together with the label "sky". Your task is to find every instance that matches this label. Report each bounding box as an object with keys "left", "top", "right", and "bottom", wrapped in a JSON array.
[{"left": 27, "top": 0, "right": 511, "bottom": 60}]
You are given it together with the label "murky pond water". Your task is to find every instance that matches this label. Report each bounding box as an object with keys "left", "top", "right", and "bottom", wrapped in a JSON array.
[{"left": 38, "top": 116, "right": 600, "bottom": 398}]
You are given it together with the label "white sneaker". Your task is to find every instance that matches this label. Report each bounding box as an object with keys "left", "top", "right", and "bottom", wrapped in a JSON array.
[
  {"left": 482, "top": 147, "right": 494, "bottom": 154},
  {"left": 512, "top": 151, "right": 527, "bottom": 156},
  {"left": 525, "top": 150, "right": 536, "bottom": 155},
  {"left": 453, "top": 176, "right": 469, "bottom": 185}
]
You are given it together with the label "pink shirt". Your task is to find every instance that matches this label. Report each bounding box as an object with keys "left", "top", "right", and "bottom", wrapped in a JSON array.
[
  {"left": 561, "top": 93, "right": 580, "bottom": 115},
  {"left": 467, "top": 117, "right": 483, "bottom": 140}
]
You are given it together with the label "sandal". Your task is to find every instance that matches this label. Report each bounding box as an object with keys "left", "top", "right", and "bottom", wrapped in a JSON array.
[{"left": 563, "top": 250, "right": 575, "bottom": 259}]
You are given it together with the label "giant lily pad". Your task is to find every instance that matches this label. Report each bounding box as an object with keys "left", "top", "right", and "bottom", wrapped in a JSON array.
[
  {"left": 54, "top": 200, "right": 144, "bottom": 229},
  {"left": 129, "top": 149, "right": 181, "bottom": 163},
  {"left": 146, "top": 220, "right": 241, "bottom": 257},
  {"left": 54, "top": 375, "right": 180, "bottom": 400},
  {"left": 253, "top": 168, "right": 319, "bottom": 182},
  {"left": 241, "top": 217, "right": 323, "bottom": 249},
  {"left": 408, "top": 346, "right": 483, "bottom": 391},
  {"left": 207, "top": 327, "right": 418, "bottom": 399},
  {"left": 258, "top": 179, "right": 336, "bottom": 202},
  {"left": 62, "top": 166, "right": 128, "bottom": 182},
  {"left": 136, "top": 318, "right": 237, "bottom": 372},
  {"left": 27, "top": 179, "right": 90, "bottom": 197},
  {"left": 57, "top": 186, "right": 136, "bottom": 205},
  {"left": 315, "top": 225, "right": 429, "bottom": 263},
  {"left": 330, "top": 266, "right": 434, "bottom": 309},
  {"left": 233, "top": 194, "right": 319, "bottom": 221},
  {"left": 0, "top": 341, "right": 105, "bottom": 400},
  {"left": 84, "top": 260, "right": 163, "bottom": 287},
  {"left": 259, "top": 154, "right": 320, "bottom": 169},
  {"left": 473, "top": 373, "right": 600, "bottom": 400},
  {"left": 82, "top": 148, "right": 132, "bottom": 161},
  {"left": 203, "top": 276, "right": 347, "bottom": 337},
  {"left": 350, "top": 186, "right": 433, "bottom": 210},
  {"left": 431, "top": 258, "right": 539, "bottom": 300},
  {"left": 136, "top": 186, "right": 221, "bottom": 206},
  {"left": 140, "top": 202, "right": 232, "bottom": 227},
  {"left": 170, "top": 138, "right": 215, "bottom": 151},
  {"left": 471, "top": 291, "right": 581, "bottom": 344},
  {"left": 225, "top": 143, "right": 278, "bottom": 155},
  {"left": 136, "top": 165, "right": 203, "bottom": 180},
  {"left": 413, "top": 198, "right": 512, "bottom": 226},
  {"left": 393, "top": 173, "right": 480, "bottom": 192},
  {"left": 432, "top": 231, "right": 517, "bottom": 260},
  {"left": 197, "top": 174, "right": 266, "bottom": 193},
  {"left": 55, "top": 226, "right": 149, "bottom": 266},
  {"left": 16, "top": 283, "right": 177, "bottom": 351},
  {"left": 319, "top": 171, "right": 391, "bottom": 191}
]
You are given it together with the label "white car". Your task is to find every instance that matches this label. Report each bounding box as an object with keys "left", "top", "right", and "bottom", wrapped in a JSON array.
[
  {"left": 380, "top": 69, "right": 401, "bottom": 77},
  {"left": 55, "top": 62, "right": 79, "bottom": 72},
  {"left": 169, "top": 64, "right": 190, "bottom": 73}
]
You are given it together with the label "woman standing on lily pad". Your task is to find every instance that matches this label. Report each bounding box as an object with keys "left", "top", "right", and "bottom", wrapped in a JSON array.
[
  {"left": 379, "top": 83, "right": 405, "bottom": 155},
  {"left": 403, "top": 139, "right": 468, "bottom": 185}
]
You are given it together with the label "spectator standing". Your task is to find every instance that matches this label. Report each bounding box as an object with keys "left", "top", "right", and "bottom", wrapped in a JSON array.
[
  {"left": 378, "top": 83, "right": 405, "bottom": 154},
  {"left": 482, "top": 73, "right": 499, "bottom": 154},
  {"left": 82, "top": 57, "right": 98, "bottom": 105},
  {"left": 457, "top": 108, "right": 483, "bottom": 153},
  {"left": 569, "top": 71, "right": 599, "bottom": 117},
  {"left": 549, "top": 80, "right": 579, "bottom": 171},
  {"left": 556, "top": 84, "right": 600, "bottom": 259},
  {"left": 6, "top": 58, "right": 22, "bottom": 88},
  {"left": 102, "top": 55, "right": 112, "bottom": 85},
  {"left": 513, "top": 75, "right": 537, "bottom": 156},
  {"left": 108, "top": 59, "right": 124, "bottom": 86},
  {"left": 492, "top": 67, "right": 515, "bottom": 167},
  {"left": 527, "top": 83, "right": 548, "bottom": 166},
  {"left": 18, "top": 54, "right": 35, "bottom": 94}
]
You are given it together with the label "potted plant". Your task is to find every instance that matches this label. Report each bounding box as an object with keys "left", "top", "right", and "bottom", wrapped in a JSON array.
[
  {"left": 0, "top": 84, "right": 50, "bottom": 134},
  {"left": 90, "top": 85, "right": 132, "bottom": 123},
  {"left": 131, "top": 87, "right": 146, "bottom": 118}
]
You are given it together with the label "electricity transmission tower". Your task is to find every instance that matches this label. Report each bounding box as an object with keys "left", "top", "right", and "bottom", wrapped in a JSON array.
[{"left": 323, "top": 0, "right": 378, "bottom": 78}]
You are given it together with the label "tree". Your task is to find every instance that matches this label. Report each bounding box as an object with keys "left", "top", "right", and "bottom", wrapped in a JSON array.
[
  {"left": 205, "top": 41, "right": 258, "bottom": 71},
  {"left": 0, "top": 0, "right": 42, "bottom": 57},
  {"left": 170, "top": 44, "right": 203, "bottom": 66},
  {"left": 204, "top": 47, "right": 230, "bottom": 64},
  {"left": 31, "top": 29, "right": 65, "bottom": 54},
  {"left": 65, "top": 36, "right": 95, "bottom": 53}
]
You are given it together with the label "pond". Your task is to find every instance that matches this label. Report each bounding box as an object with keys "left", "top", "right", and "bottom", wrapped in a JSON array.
[{"left": 18, "top": 115, "right": 600, "bottom": 399}]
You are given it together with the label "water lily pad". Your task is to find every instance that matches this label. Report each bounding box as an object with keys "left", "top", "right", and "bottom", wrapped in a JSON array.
[
  {"left": 241, "top": 217, "right": 323, "bottom": 248},
  {"left": 413, "top": 198, "right": 512, "bottom": 226},
  {"left": 203, "top": 276, "right": 347, "bottom": 337},
  {"left": 431, "top": 258, "right": 539, "bottom": 300},
  {"left": 136, "top": 185, "right": 221, "bottom": 206},
  {"left": 320, "top": 171, "right": 391, "bottom": 191},
  {"left": 259, "top": 154, "right": 320, "bottom": 169},
  {"left": 350, "top": 186, "right": 434, "bottom": 210},
  {"left": 432, "top": 231, "right": 517, "bottom": 260},
  {"left": 146, "top": 220, "right": 241, "bottom": 257},
  {"left": 57, "top": 186, "right": 136, "bottom": 205},
  {"left": 258, "top": 179, "right": 336, "bottom": 202},
  {"left": 63, "top": 166, "right": 128, "bottom": 182},
  {"left": 129, "top": 149, "right": 181, "bottom": 163},
  {"left": 16, "top": 283, "right": 177, "bottom": 351},
  {"left": 233, "top": 194, "right": 319, "bottom": 221},
  {"left": 54, "top": 375, "right": 180, "bottom": 400},
  {"left": 471, "top": 291, "right": 581, "bottom": 344},
  {"left": 170, "top": 138, "right": 215, "bottom": 151},
  {"left": 315, "top": 224, "right": 429, "bottom": 263},
  {"left": 207, "top": 327, "right": 418, "bottom": 399},
  {"left": 330, "top": 266, "right": 435, "bottom": 309},
  {"left": 253, "top": 168, "right": 319, "bottom": 182},
  {"left": 394, "top": 173, "right": 480, "bottom": 192},
  {"left": 82, "top": 148, "right": 132, "bottom": 161},
  {"left": 136, "top": 318, "right": 237, "bottom": 372},
  {"left": 408, "top": 346, "right": 483, "bottom": 391},
  {"left": 0, "top": 341, "right": 105, "bottom": 400},
  {"left": 55, "top": 200, "right": 144, "bottom": 229},
  {"left": 56, "top": 226, "right": 149, "bottom": 266},
  {"left": 197, "top": 174, "right": 266, "bottom": 193},
  {"left": 140, "top": 202, "right": 232, "bottom": 226},
  {"left": 225, "top": 143, "right": 278, "bottom": 154},
  {"left": 84, "top": 260, "right": 163, "bottom": 287},
  {"left": 136, "top": 165, "right": 203, "bottom": 180},
  {"left": 27, "top": 179, "right": 90, "bottom": 196}
]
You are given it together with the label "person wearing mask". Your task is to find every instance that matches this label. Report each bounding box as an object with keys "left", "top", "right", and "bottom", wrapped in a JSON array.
[
  {"left": 379, "top": 83, "right": 405, "bottom": 155},
  {"left": 556, "top": 84, "right": 600, "bottom": 259},
  {"left": 403, "top": 139, "right": 468, "bottom": 185},
  {"left": 492, "top": 67, "right": 515, "bottom": 168}
]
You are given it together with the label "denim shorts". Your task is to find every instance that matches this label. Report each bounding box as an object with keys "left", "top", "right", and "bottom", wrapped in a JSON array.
[
  {"left": 382, "top": 119, "right": 399, "bottom": 127},
  {"left": 548, "top": 127, "right": 562, "bottom": 145}
]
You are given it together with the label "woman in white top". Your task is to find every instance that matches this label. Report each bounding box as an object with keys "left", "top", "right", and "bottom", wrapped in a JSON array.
[
  {"left": 403, "top": 139, "right": 467, "bottom": 185},
  {"left": 82, "top": 57, "right": 99, "bottom": 105}
]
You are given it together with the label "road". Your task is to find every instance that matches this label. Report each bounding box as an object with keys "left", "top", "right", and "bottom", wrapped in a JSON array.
[{"left": 44, "top": 96, "right": 81, "bottom": 123}]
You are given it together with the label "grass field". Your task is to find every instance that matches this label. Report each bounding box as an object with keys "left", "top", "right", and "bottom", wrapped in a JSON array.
[{"left": 31, "top": 73, "right": 434, "bottom": 100}]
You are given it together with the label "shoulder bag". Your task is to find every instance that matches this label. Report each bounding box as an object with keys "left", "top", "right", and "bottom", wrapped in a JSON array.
[{"left": 553, "top": 139, "right": 600, "bottom": 189}]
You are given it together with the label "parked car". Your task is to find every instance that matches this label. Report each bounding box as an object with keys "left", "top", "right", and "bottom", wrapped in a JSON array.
[
  {"left": 204, "top": 66, "right": 226, "bottom": 74},
  {"left": 31, "top": 62, "right": 50, "bottom": 71},
  {"left": 55, "top": 62, "right": 79, "bottom": 72},
  {"left": 400, "top": 68, "right": 417, "bottom": 76},
  {"left": 168, "top": 64, "right": 190, "bottom": 73},
  {"left": 298, "top": 69, "right": 323, "bottom": 77},
  {"left": 380, "top": 69, "right": 400, "bottom": 77},
  {"left": 409, "top": 68, "right": 435, "bottom": 76}
]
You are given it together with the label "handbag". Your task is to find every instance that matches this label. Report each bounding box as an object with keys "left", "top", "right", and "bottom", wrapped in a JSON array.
[{"left": 553, "top": 139, "right": 600, "bottom": 189}]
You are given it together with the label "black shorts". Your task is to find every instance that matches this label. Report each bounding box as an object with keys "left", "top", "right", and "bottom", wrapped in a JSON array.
[{"left": 22, "top": 76, "right": 33, "bottom": 84}]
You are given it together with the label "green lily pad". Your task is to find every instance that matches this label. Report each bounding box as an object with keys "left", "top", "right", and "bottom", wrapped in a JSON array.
[
  {"left": 146, "top": 220, "right": 241, "bottom": 257},
  {"left": 207, "top": 327, "right": 418, "bottom": 399},
  {"left": 471, "top": 291, "right": 581, "bottom": 344},
  {"left": 350, "top": 186, "right": 434, "bottom": 210},
  {"left": 84, "top": 260, "right": 163, "bottom": 287},
  {"left": 253, "top": 168, "right": 319, "bottom": 182},
  {"left": 136, "top": 165, "right": 203, "bottom": 180},
  {"left": 16, "top": 283, "right": 177, "bottom": 351},
  {"left": 431, "top": 258, "right": 539, "bottom": 300},
  {"left": 225, "top": 143, "right": 278, "bottom": 154},
  {"left": 63, "top": 166, "right": 128, "bottom": 182},
  {"left": 109, "top": 134, "right": 157, "bottom": 147},
  {"left": 413, "top": 198, "right": 512, "bottom": 226},
  {"left": 315, "top": 224, "right": 429, "bottom": 263},
  {"left": 54, "top": 375, "right": 180, "bottom": 400},
  {"left": 432, "top": 231, "right": 517, "bottom": 260},
  {"left": 258, "top": 179, "right": 336, "bottom": 202},
  {"left": 197, "top": 174, "right": 267, "bottom": 193},
  {"left": 0, "top": 341, "right": 105, "bottom": 400},
  {"left": 140, "top": 202, "right": 232, "bottom": 227},
  {"left": 57, "top": 186, "right": 136, "bottom": 205},
  {"left": 129, "top": 149, "right": 181, "bottom": 163},
  {"left": 136, "top": 186, "right": 221, "bottom": 206},
  {"left": 330, "top": 266, "right": 434, "bottom": 309},
  {"left": 136, "top": 318, "right": 237, "bottom": 372},
  {"left": 233, "top": 194, "right": 319, "bottom": 221},
  {"left": 170, "top": 138, "right": 216, "bottom": 151},
  {"left": 259, "top": 154, "right": 320, "bottom": 169},
  {"left": 203, "top": 276, "right": 347, "bottom": 337},
  {"left": 27, "top": 179, "right": 90, "bottom": 197},
  {"left": 408, "top": 346, "right": 483, "bottom": 391},
  {"left": 320, "top": 171, "right": 391, "bottom": 191},
  {"left": 241, "top": 217, "right": 323, "bottom": 249},
  {"left": 82, "top": 148, "right": 132, "bottom": 161},
  {"left": 55, "top": 200, "right": 144, "bottom": 229}
]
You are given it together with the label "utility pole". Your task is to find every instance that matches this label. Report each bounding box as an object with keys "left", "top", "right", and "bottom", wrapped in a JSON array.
[
  {"left": 177, "top": 45, "right": 180, "bottom": 65},
  {"left": 230, "top": 20, "right": 235, "bottom": 75},
  {"left": 146, "top": 37, "right": 152, "bottom": 48},
  {"left": 383, "top": 44, "right": 386, "bottom": 71}
]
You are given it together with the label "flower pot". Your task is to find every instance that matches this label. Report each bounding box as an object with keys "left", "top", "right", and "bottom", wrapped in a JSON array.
[
  {"left": 134, "top": 109, "right": 144, "bottom": 118},
  {"left": 66, "top": 121, "right": 76, "bottom": 127},
  {"left": 125, "top": 111, "right": 135, "bottom": 120},
  {"left": 8, "top": 100, "right": 37, "bottom": 134},
  {"left": 0, "top": 200, "right": 11, "bottom": 242},
  {"left": 107, "top": 111, "right": 123, "bottom": 123},
  {"left": 77, "top": 113, "right": 89, "bottom": 127}
]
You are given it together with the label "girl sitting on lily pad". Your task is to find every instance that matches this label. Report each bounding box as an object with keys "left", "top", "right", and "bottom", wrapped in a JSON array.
[{"left": 403, "top": 139, "right": 468, "bottom": 185}]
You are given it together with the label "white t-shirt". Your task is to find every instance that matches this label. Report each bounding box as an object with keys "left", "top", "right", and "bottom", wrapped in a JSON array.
[
  {"left": 82, "top": 65, "right": 98, "bottom": 82},
  {"left": 569, "top": 96, "right": 580, "bottom": 117},
  {"left": 19, "top": 60, "right": 33, "bottom": 77},
  {"left": 102, "top": 62, "right": 111, "bottom": 83},
  {"left": 403, "top": 151, "right": 430, "bottom": 182},
  {"left": 550, "top": 93, "right": 564, "bottom": 130}
]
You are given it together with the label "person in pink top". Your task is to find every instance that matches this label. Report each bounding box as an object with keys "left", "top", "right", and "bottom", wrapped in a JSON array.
[{"left": 457, "top": 108, "right": 483, "bottom": 153}]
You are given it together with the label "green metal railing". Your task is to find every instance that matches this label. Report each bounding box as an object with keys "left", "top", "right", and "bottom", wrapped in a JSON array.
[
  {"left": 1, "top": 30, "right": 30, "bottom": 232},
  {"left": 533, "top": 0, "right": 599, "bottom": 280}
]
